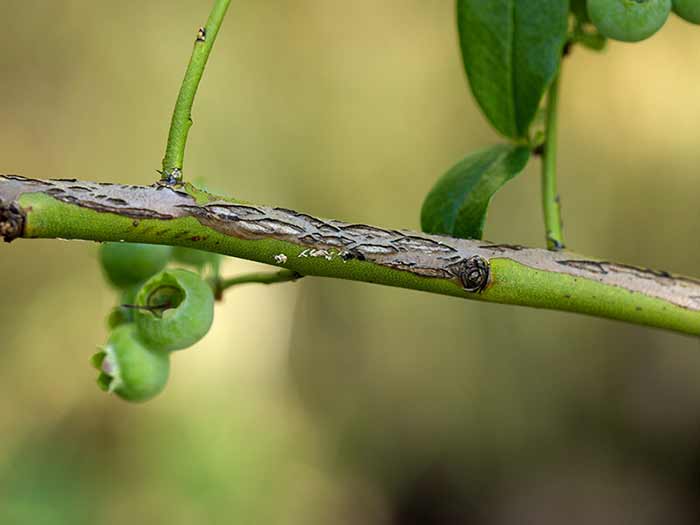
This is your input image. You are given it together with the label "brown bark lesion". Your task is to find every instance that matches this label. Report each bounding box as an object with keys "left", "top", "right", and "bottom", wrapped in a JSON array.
[
  {"left": 0, "top": 200, "right": 24, "bottom": 242},
  {"left": 1, "top": 174, "right": 699, "bottom": 313}
]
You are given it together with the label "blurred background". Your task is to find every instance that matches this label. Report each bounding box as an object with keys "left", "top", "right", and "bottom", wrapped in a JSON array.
[{"left": 1, "top": 1, "right": 699, "bottom": 523}]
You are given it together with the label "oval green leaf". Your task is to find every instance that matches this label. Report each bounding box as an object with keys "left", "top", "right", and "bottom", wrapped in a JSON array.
[
  {"left": 457, "top": 0, "right": 569, "bottom": 139},
  {"left": 421, "top": 145, "right": 530, "bottom": 240}
]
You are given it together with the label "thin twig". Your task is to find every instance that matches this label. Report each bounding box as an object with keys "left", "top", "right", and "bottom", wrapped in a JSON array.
[
  {"left": 160, "top": 0, "right": 232, "bottom": 183},
  {"left": 541, "top": 71, "right": 565, "bottom": 251},
  {"left": 216, "top": 269, "right": 303, "bottom": 293}
]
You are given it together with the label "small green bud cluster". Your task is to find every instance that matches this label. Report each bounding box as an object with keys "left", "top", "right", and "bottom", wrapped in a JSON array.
[
  {"left": 93, "top": 242, "right": 218, "bottom": 402},
  {"left": 579, "top": 0, "right": 699, "bottom": 44}
]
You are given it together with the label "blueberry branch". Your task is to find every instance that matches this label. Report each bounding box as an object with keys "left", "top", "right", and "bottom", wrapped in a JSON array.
[
  {"left": 160, "top": 0, "right": 231, "bottom": 184},
  {"left": 1, "top": 175, "right": 698, "bottom": 337}
]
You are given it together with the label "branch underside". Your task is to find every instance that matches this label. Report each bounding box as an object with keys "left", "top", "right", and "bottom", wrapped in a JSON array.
[{"left": 1, "top": 175, "right": 698, "bottom": 336}]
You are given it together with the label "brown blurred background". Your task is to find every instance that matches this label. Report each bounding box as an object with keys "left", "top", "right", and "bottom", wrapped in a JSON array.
[{"left": 1, "top": 1, "right": 699, "bottom": 523}]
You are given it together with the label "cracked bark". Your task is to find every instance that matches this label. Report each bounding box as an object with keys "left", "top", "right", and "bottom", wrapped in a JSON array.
[{"left": 1, "top": 174, "right": 698, "bottom": 336}]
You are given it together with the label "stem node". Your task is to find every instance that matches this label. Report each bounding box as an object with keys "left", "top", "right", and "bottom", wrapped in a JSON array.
[{"left": 0, "top": 201, "right": 25, "bottom": 242}]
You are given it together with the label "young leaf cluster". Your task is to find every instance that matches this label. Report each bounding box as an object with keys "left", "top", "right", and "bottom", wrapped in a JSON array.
[
  {"left": 422, "top": 0, "right": 569, "bottom": 243},
  {"left": 421, "top": 0, "right": 698, "bottom": 247}
]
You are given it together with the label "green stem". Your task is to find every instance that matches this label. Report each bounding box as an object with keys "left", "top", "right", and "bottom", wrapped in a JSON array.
[
  {"left": 218, "top": 270, "right": 302, "bottom": 291},
  {"left": 161, "top": 0, "right": 231, "bottom": 183},
  {"left": 541, "top": 71, "right": 565, "bottom": 251},
  {"left": 1, "top": 175, "right": 698, "bottom": 337}
]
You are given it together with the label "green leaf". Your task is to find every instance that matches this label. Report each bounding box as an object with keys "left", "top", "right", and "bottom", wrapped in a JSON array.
[
  {"left": 457, "top": 0, "right": 569, "bottom": 139},
  {"left": 421, "top": 145, "right": 530, "bottom": 240}
]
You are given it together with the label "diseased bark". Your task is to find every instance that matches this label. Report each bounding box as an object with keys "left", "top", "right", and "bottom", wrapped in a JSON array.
[
  {"left": 1, "top": 174, "right": 699, "bottom": 336},
  {"left": 0, "top": 200, "right": 23, "bottom": 241}
]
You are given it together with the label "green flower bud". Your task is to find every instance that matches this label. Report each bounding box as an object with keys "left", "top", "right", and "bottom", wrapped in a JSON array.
[
  {"left": 588, "top": 0, "right": 671, "bottom": 42},
  {"left": 133, "top": 269, "right": 215, "bottom": 352},
  {"left": 99, "top": 242, "right": 172, "bottom": 289},
  {"left": 92, "top": 324, "right": 170, "bottom": 402}
]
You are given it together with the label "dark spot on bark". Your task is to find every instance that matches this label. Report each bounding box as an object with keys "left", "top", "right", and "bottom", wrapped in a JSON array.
[
  {"left": 615, "top": 263, "right": 674, "bottom": 280},
  {"left": 0, "top": 201, "right": 25, "bottom": 242},
  {"left": 158, "top": 167, "right": 182, "bottom": 186},
  {"left": 450, "top": 255, "right": 490, "bottom": 293},
  {"left": 169, "top": 189, "right": 191, "bottom": 199},
  {"left": 558, "top": 260, "right": 608, "bottom": 274},
  {"left": 106, "top": 198, "right": 128, "bottom": 206},
  {"left": 482, "top": 243, "right": 526, "bottom": 252}
]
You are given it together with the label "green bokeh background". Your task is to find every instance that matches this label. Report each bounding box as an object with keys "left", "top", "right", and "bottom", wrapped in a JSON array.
[{"left": 1, "top": 1, "right": 699, "bottom": 523}]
